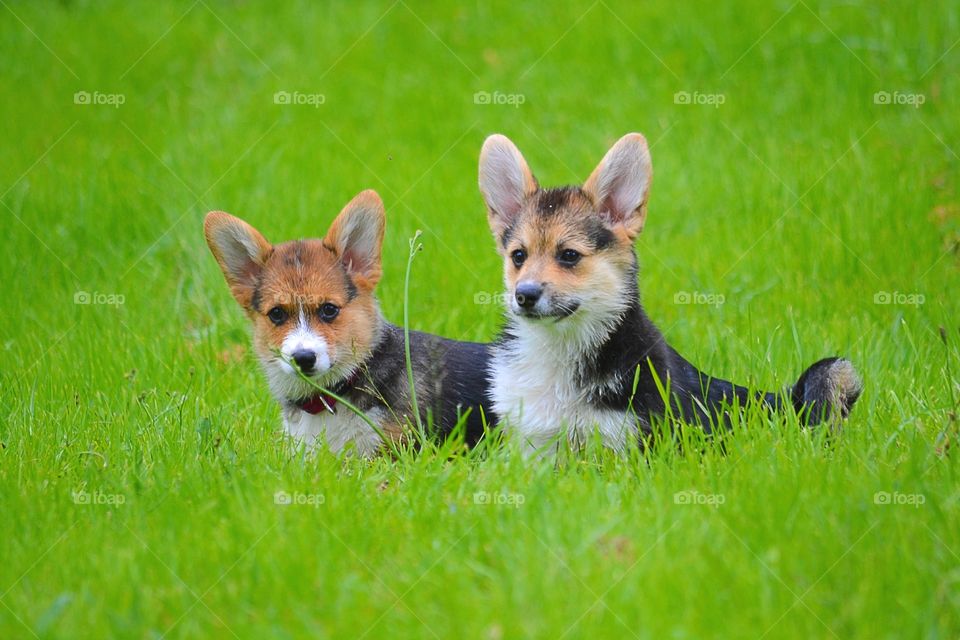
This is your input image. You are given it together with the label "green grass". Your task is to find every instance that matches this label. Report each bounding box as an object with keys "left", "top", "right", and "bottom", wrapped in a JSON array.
[{"left": 2, "top": 1, "right": 959, "bottom": 637}]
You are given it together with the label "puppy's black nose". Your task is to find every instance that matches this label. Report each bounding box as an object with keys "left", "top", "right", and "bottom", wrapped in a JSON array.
[
  {"left": 292, "top": 350, "right": 317, "bottom": 374},
  {"left": 515, "top": 282, "right": 543, "bottom": 309}
]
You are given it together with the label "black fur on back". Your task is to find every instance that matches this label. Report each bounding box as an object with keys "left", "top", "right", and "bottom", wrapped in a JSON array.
[
  {"left": 337, "top": 324, "right": 493, "bottom": 445},
  {"left": 579, "top": 296, "right": 782, "bottom": 434}
]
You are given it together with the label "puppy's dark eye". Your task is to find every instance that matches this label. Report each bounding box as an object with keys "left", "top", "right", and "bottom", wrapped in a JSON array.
[
  {"left": 511, "top": 249, "right": 527, "bottom": 268},
  {"left": 558, "top": 249, "right": 582, "bottom": 267},
  {"left": 267, "top": 306, "right": 288, "bottom": 325},
  {"left": 318, "top": 303, "right": 340, "bottom": 322}
]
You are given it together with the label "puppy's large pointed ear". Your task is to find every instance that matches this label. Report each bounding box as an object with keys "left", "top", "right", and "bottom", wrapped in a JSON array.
[
  {"left": 582, "top": 133, "right": 652, "bottom": 239},
  {"left": 324, "top": 189, "right": 385, "bottom": 289},
  {"left": 479, "top": 134, "right": 538, "bottom": 244},
  {"left": 204, "top": 211, "right": 272, "bottom": 310}
]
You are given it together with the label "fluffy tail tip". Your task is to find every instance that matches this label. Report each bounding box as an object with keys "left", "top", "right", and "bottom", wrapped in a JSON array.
[{"left": 792, "top": 357, "right": 863, "bottom": 426}]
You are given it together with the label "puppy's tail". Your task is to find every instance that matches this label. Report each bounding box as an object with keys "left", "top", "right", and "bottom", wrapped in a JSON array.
[{"left": 790, "top": 357, "right": 863, "bottom": 427}]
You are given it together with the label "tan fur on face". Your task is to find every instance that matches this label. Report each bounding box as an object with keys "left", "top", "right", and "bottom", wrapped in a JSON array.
[
  {"left": 249, "top": 239, "right": 379, "bottom": 369},
  {"left": 504, "top": 191, "right": 636, "bottom": 307}
]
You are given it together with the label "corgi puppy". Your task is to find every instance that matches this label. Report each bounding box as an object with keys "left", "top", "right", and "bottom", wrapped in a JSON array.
[
  {"left": 478, "top": 133, "right": 862, "bottom": 453},
  {"left": 204, "top": 190, "right": 492, "bottom": 456}
]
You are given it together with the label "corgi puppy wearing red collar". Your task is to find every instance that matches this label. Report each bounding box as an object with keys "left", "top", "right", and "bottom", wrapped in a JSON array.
[
  {"left": 204, "top": 190, "right": 492, "bottom": 456},
  {"left": 478, "top": 133, "right": 861, "bottom": 454}
]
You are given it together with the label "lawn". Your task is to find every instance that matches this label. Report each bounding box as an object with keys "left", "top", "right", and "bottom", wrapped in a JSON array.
[{"left": 2, "top": 1, "right": 959, "bottom": 638}]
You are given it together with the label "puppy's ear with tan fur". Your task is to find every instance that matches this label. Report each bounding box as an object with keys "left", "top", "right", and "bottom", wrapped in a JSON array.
[
  {"left": 479, "top": 134, "right": 538, "bottom": 246},
  {"left": 325, "top": 189, "right": 385, "bottom": 289},
  {"left": 204, "top": 211, "right": 273, "bottom": 310},
  {"left": 582, "top": 133, "right": 652, "bottom": 239}
]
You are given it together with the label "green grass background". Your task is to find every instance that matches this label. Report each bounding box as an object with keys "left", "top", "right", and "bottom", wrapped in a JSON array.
[{"left": 2, "top": 1, "right": 959, "bottom": 637}]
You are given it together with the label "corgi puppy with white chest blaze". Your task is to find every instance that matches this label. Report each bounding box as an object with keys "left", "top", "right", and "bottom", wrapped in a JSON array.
[
  {"left": 204, "top": 190, "right": 492, "bottom": 457},
  {"left": 478, "top": 133, "right": 862, "bottom": 454}
]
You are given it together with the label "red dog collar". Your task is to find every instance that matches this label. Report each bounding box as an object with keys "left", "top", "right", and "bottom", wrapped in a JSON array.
[
  {"left": 294, "top": 371, "right": 360, "bottom": 415},
  {"left": 296, "top": 395, "right": 337, "bottom": 415}
]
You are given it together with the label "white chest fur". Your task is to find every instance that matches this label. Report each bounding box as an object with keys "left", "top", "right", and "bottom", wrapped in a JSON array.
[
  {"left": 282, "top": 406, "right": 385, "bottom": 458},
  {"left": 490, "top": 323, "right": 638, "bottom": 454}
]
